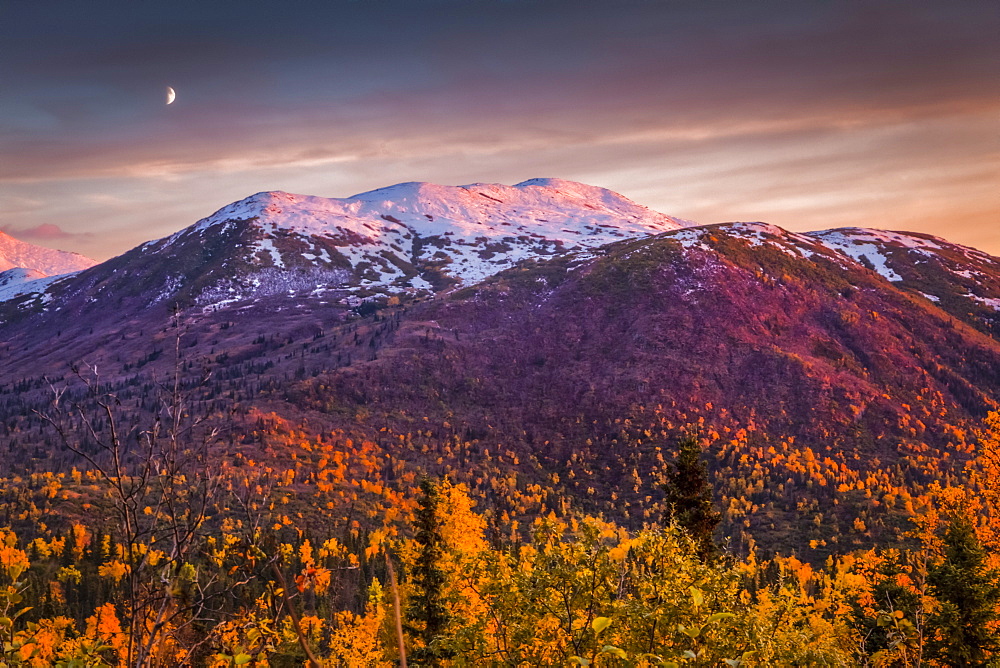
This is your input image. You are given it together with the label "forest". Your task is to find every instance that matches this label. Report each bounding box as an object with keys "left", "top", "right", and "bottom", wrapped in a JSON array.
[{"left": 0, "top": 391, "right": 996, "bottom": 666}]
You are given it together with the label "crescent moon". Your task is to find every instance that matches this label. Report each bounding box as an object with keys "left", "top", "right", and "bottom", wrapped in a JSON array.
[{"left": 166, "top": 87, "right": 176, "bottom": 105}]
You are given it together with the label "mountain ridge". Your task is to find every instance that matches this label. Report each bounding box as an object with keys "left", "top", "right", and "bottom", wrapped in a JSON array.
[
  {"left": 2, "top": 179, "right": 997, "bottom": 353},
  {"left": 5, "top": 179, "right": 998, "bottom": 325},
  {"left": 0, "top": 179, "right": 693, "bottom": 323}
]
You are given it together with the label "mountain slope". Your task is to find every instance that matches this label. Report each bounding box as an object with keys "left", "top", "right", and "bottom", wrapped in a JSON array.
[
  {"left": 174, "top": 178, "right": 690, "bottom": 293},
  {"left": 808, "top": 227, "right": 1000, "bottom": 335},
  {"left": 308, "top": 221, "right": 1000, "bottom": 445},
  {"left": 268, "top": 221, "right": 1000, "bottom": 552}
]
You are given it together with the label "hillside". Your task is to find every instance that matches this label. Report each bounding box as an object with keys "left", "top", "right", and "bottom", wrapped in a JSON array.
[{"left": 274, "top": 222, "right": 1000, "bottom": 553}]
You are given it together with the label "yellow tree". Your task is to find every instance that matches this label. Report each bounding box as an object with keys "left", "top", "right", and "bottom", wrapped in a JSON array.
[{"left": 968, "top": 411, "right": 1000, "bottom": 559}]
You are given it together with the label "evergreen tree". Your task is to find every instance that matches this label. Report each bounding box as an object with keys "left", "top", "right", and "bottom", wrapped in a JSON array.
[
  {"left": 662, "top": 433, "right": 721, "bottom": 561},
  {"left": 408, "top": 477, "right": 452, "bottom": 665},
  {"left": 847, "top": 551, "right": 922, "bottom": 663},
  {"left": 926, "top": 514, "right": 1000, "bottom": 666}
]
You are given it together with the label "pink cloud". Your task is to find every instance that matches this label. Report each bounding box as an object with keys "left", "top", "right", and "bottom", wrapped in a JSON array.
[{"left": 2, "top": 223, "right": 89, "bottom": 241}]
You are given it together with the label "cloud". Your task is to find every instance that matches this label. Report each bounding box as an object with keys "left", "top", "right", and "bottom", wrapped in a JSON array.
[
  {"left": 1, "top": 0, "right": 997, "bottom": 259},
  {"left": 1, "top": 223, "right": 91, "bottom": 242}
]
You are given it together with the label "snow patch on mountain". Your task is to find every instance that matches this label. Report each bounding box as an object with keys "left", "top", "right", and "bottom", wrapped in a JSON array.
[
  {"left": 0, "top": 270, "right": 68, "bottom": 304},
  {"left": 725, "top": 222, "right": 833, "bottom": 256},
  {"left": 808, "top": 227, "right": 1000, "bottom": 286},
  {"left": 809, "top": 228, "right": 946, "bottom": 253},
  {"left": 0, "top": 268, "right": 47, "bottom": 302},
  {"left": 968, "top": 294, "right": 1000, "bottom": 311},
  {"left": 665, "top": 223, "right": 831, "bottom": 260},
  {"left": 195, "top": 267, "right": 352, "bottom": 311},
  {"left": 255, "top": 238, "right": 286, "bottom": 268},
  {"left": 667, "top": 227, "right": 713, "bottom": 252},
  {"left": 808, "top": 229, "right": 910, "bottom": 281},
  {"left": 0, "top": 267, "right": 46, "bottom": 286}
]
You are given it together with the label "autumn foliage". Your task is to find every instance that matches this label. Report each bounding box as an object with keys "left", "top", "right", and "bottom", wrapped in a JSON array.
[{"left": 0, "top": 412, "right": 995, "bottom": 665}]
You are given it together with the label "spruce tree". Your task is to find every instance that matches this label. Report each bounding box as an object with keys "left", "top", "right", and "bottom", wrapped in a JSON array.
[
  {"left": 847, "top": 552, "right": 922, "bottom": 661},
  {"left": 926, "top": 514, "right": 1000, "bottom": 666},
  {"left": 408, "top": 477, "right": 452, "bottom": 665},
  {"left": 662, "top": 433, "right": 721, "bottom": 561}
]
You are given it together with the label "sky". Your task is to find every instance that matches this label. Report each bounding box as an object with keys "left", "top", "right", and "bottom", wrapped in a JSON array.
[{"left": 1, "top": 0, "right": 998, "bottom": 261}]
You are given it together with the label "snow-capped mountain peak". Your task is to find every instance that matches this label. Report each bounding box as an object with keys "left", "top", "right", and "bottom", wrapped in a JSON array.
[
  {"left": 0, "top": 231, "right": 96, "bottom": 276},
  {"left": 150, "top": 179, "right": 695, "bottom": 305},
  {"left": 0, "top": 231, "right": 98, "bottom": 304},
  {"left": 188, "top": 179, "right": 687, "bottom": 237}
]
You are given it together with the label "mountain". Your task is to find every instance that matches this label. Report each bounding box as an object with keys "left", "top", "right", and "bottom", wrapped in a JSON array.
[
  {"left": 184, "top": 178, "right": 690, "bottom": 290},
  {"left": 386, "top": 221, "right": 1000, "bottom": 439},
  {"left": 0, "top": 179, "right": 688, "bottom": 327},
  {"left": 0, "top": 230, "right": 95, "bottom": 275},
  {"left": 1, "top": 181, "right": 998, "bottom": 557},
  {"left": 0, "top": 231, "right": 97, "bottom": 302},
  {"left": 271, "top": 221, "right": 1000, "bottom": 552}
]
